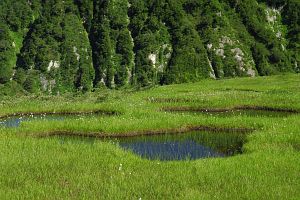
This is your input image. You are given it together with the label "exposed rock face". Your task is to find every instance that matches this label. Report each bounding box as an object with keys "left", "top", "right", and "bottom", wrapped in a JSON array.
[
  {"left": 47, "top": 61, "right": 60, "bottom": 72},
  {"left": 147, "top": 43, "right": 172, "bottom": 74},
  {"left": 73, "top": 46, "right": 80, "bottom": 61},
  {"left": 40, "top": 75, "right": 56, "bottom": 93},
  {"left": 148, "top": 54, "right": 157, "bottom": 66},
  {"left": 208, "top": 35, "right": 256, "bottom": 78},
  {"left": 216, "top": 49, "right": 225, "bottom": 58},
  {"left": 247, "top": 69, "right": 256, "bottom": 77}
]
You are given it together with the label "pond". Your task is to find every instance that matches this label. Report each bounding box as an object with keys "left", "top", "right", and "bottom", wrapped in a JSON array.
[
  {"left": 0, "top": 113, "right": 101, "bottom": 128},
  {"left": 59, "top": 131, "right": 247, "bottom": 161},
  {"left": 0, "top": 112, "right": 248, "bottom": 161},
  {"left": 167, "top": 109, "right": 296, "bottom": 118}
]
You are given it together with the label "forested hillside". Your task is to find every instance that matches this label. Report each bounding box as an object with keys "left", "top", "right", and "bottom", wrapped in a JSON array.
[{"left": 0, "top": 0, "right": 299, "bottom": 94}]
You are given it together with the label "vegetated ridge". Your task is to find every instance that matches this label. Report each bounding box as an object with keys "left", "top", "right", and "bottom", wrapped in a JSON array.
[{"left": 0, "top": 0, "right": 299, "bottom": 94}]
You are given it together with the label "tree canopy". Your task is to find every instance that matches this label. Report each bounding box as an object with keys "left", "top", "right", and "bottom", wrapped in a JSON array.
[{"left": 0, "top": 0, "right": 299, "bottom": 93}]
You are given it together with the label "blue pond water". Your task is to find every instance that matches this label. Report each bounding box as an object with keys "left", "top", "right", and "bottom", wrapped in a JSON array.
[
  {"left": 117, "top": 132, "right": 244, "bottom": 160},
  {"left": 60, "top": 131, "right": 246, "bottom": 161},
  {"left": 118, "top": 139, "right": 225, "bottom": 160},
  {"left": 0, "top": 114, "right": 246, "bottom": 161},
  {"left": 0, "top": 114, "right": 96, "bottom": 128}
]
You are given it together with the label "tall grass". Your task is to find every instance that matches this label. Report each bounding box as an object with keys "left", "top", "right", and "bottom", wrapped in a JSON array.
[{"left": 0, "top": 74, "right": 299, "bottom": 199}]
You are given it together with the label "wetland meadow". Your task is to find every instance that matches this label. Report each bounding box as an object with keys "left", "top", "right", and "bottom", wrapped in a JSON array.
[{"left": 0, "top": 74, "right": 300, "bottom": 199}]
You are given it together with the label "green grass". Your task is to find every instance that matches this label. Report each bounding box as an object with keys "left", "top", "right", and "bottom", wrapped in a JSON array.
[
  {"left": 0, "top": 74, "right": 300, "bottom": 199},
  {"left": 8, "top": 31, "right": 24, "bottom": 54}
]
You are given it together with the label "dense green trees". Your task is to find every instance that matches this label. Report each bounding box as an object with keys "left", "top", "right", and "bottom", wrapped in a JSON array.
[
  {"left": 232, "top": 0, "right": 290, "bottom": 74},
  {"left": 0, "top": 0, "right": 299, "bottom": 94},
  {"left": 108, "top": 0, "right": 134, "bottom": 88},
  {"left": 91, "top": 0, "right": 113, "bottom": 88},
  {"left": 74, "top": 0, "right": 94, "bottom": 32},
  {"left": 0, "top": 23, "right": 15, "bottom": 84},
  {"left": 16, "top": 0, "right": 94, "bottom": 93},
  {"left": 161, "top": 1, "right": 211, "bottom": 83},
  {"left": 282, "top": 0, "right": 300, "bottom": 72},
  {"left": 61, "top": 8, "right": 95, "bottom": 92},
  {"left": 129, "top": 0, "right": 173, "bottom": 86},
  {"left": 0, "top": 0, "right": 38, "bottom": 32}
]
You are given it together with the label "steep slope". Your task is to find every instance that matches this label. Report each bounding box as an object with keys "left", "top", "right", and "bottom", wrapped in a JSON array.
[
  {"left": 0, "top": 0, "right": 299, "bottom": 94},
  {"left": 16, "top": 1, "right": 94, "bottom": 93}
]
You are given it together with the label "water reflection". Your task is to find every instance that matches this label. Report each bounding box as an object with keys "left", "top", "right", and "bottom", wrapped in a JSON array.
[
  {"left": 59, "top": 131, "right": 246, "bottom": 161},
  {"left": 0, "top": 113, "right": 97, "bottom": 128},
  {"left": 117, "top": 131, "right": 245, "bottom": 160}
]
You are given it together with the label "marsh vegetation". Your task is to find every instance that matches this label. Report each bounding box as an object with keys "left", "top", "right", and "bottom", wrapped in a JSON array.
[{"left": 0, "top": 74, "right": 299, "bottom": 199}]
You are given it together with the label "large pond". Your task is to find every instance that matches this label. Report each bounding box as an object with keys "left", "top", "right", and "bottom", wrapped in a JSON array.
[
  {"left": 0, "top": 113, "right": 100, "bottom": 128},
  {"left": 59, "top": 131, "right": 247, "bottom": 161}
]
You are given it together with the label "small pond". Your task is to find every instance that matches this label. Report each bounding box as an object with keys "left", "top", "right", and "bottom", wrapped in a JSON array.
[
  {"left": 59, "top": 131, "right": 247, "bottom": 161},
  {"left": 0, "top": 113, "right": 101, "bottom": 128},
  {"left": 168, "top": 109, "right": 296, "bottom": 118}
]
